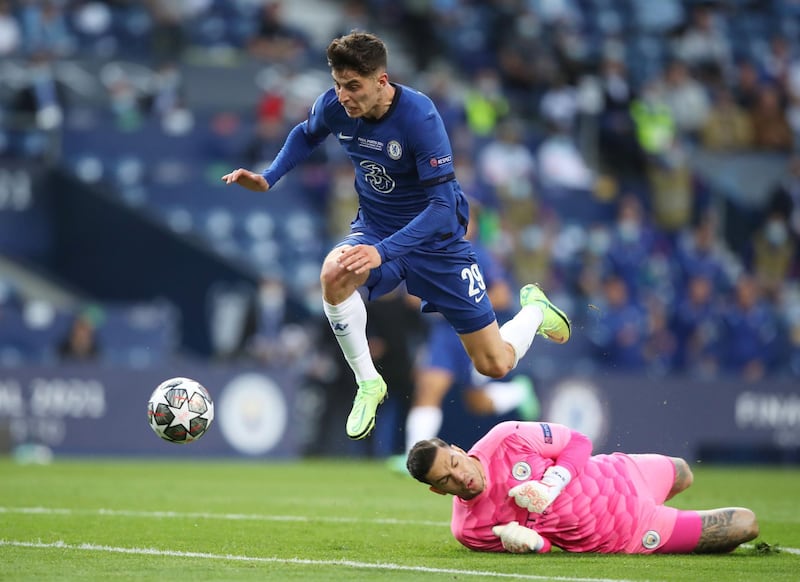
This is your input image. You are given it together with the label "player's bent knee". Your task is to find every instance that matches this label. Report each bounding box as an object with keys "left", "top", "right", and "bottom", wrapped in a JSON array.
[
  {"left": 473, "top": 359, "right": 511, "bottom": 379},
  {"left": 670, "top": 457, "right": 693, "bottom": 495}
]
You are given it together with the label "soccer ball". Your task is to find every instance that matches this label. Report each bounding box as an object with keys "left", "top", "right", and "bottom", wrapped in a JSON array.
[{"left": 147, "top": 377, "right": 214, "bottom": 444}]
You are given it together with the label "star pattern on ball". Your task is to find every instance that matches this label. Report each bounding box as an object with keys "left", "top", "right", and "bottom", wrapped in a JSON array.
[{"left": 167, "top": 396, "right": 203, "bottom": 432}]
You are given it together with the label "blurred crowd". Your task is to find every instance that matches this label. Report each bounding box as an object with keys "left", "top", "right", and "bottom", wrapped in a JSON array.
[{"left": 1, "top": 0, "right": 799, "bottom": 383}]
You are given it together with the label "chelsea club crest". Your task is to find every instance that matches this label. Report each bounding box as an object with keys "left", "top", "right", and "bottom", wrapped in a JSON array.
[
  {"left": 512, "top": 461, "right": 532, "bottom": 481},
  {"left": 387, "top": 140, "right": 402, "bottom": 160}
]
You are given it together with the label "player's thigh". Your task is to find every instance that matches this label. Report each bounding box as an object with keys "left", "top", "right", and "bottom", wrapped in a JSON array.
[
  {"left": 405, "top": 248, "right": 496, "bottom": 335},
  {"left": 627, "top": 454, "right": 677, "bottom": 504}
]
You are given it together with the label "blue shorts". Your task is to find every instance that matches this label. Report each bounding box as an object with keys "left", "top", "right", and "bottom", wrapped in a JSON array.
[
  {"left": 422, "top": 317, "right": 473, "bottom": 386},
  {"left": 337, "top": 230, "right": 497, "bottom": 334}
]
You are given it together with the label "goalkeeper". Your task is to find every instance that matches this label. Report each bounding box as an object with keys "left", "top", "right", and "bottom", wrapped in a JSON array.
[{"left": 406, "top": 421, "right": 759, "bottom": 554}]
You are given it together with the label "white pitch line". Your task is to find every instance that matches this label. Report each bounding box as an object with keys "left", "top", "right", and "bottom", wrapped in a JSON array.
[
  {"left": 4, "top": 507, "right": 798, "bottom": 558},
  {"left": 0, "top": 539, "right": 637, "bottom": 582},
  {"left": 0, "top": 506, "right": 448, "bottom": 527}
]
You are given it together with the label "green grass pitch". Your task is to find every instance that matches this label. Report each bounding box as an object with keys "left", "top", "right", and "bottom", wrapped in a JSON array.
[{"left": 1, "top": 458, "right": 797, "bottom": 581}]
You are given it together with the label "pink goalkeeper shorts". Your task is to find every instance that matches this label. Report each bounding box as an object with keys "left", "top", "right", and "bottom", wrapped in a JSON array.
[{"left": 624, "top": 454, "right": 702, "bottom": 554}]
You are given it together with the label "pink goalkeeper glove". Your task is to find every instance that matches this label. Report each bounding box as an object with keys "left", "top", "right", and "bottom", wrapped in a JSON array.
[
  {"left": 492, "top": 521, "right": 545, "bottom": 553},
  {"left": 508, "top": 465, "right": 572, "bottom": 513}
]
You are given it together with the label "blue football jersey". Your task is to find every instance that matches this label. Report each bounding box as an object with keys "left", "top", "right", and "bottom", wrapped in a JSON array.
[{"left": 265, "top": 83, "right": 469, "bottom": 260}]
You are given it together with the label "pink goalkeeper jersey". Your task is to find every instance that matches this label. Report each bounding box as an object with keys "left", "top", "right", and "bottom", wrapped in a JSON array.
[{"left": 451, "top": 421, "right": 678, "bottom": 554}]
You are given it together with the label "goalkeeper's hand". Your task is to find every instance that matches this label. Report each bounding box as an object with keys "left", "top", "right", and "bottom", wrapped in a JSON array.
[
  {"left": 508, "top": 465, "right": 572, "bottom": 513},
  {"left": 492, "top": 521, "right": 544, "bottom": 553}
]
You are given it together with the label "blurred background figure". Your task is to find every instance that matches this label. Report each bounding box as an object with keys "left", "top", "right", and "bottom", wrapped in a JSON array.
[{"left": 58, "top": 308, "right": 101, "bottom": 362}]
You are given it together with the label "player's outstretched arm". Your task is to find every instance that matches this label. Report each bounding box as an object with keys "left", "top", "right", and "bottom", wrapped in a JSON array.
[
  {"left": 693, "top": 508, "right": 759, "bottom": 553},
  {"left": 221, "top": 168, "right": 269, "bottom": 192}
]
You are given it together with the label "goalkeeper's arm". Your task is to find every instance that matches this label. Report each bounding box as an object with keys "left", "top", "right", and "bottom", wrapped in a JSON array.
[
  {"left": 492, "top": 521, "right": 552, "bottom": 554},
  {"left": 508, "top": 465, "right": 573, "bottom": 513}
]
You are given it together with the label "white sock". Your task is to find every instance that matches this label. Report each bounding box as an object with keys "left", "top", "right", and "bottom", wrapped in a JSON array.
[
  {"left": 470, "top": 366, "right": 491, "bottom": 387},
  {"left": 484, "top": 382, "right": 528, "bottom": 415},
  {"left": 499, "top": 305, "right": 543, "bottom": 367},
  {"left": 323, "top": 291, "right": 379, "bottom": 383},
  {"left": 405, "top": 406, "right": 443, "bottom": 452}
]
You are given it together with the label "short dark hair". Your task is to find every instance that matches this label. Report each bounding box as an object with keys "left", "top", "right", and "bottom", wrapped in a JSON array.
[
  {"left": 326, "top": 31, "right": 387, "bottom": 77},
  {"left": 406, "top": 438, "right": 450, "bottom": 483}
]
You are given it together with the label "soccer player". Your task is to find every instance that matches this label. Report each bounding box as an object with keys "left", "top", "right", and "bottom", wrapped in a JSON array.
[
  {"left": 222, "top": 32, "right": 570, "bottom": 440},
  {"left": 407, "top": 421, "right": 759, "bottom": 554}
]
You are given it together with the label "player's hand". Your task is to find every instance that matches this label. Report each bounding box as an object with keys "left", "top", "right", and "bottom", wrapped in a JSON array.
[
  {"left": 508, "top": 480, "right": 559, "bottom": 513},
  {"left": 508, "top": 465, "right": 572, "bottom": 513},
  {"left": 492, "top": 521, "right": 544, "bottom": 553},
  {"left": 337, "top": 244, "right": 382, "bottom": 275},
  {"left": 221, "top": 168, "right": 269, "bottom": 192}
]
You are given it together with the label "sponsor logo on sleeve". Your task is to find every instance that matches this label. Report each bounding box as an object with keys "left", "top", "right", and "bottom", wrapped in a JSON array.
[{"left": 429, "top": 154, "right": 453, "bottom": 168}]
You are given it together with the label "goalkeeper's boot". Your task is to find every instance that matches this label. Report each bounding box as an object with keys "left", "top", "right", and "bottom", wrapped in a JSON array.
[
  {"left": 346, "top": 376, "right": 387, "bottom": 440},
  {"left": 520, "top": 284, "right": 571, "bottom": 344},
  {"left": 512, "top": 375, "right": 540, "bottom": 421}
]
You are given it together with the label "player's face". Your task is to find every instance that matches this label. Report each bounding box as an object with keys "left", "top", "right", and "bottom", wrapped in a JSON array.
[
  {"left": 425, "top": 445, "right": 485, "bottom": 500},
  {"left": 332, "top": 68, "right": 387, "bottom": 120}
]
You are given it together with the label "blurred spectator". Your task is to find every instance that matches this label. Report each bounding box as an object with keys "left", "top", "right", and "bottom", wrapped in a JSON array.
[
  {"left": 58, "top": 310, "right": 101, "bottom": 362},
  {"left": 597, "top": 55, "right": 645, "bottom": 178},
  {"left": 750, "top": 84, "right": 794, "bottom": 151},
  {"left": 536, "top": 122, "right": 594, "bottom": 191},
  {"left": 604, "top": 195, "right": 665, "bottom": 301},
  {"left": 670, "top": 3, "right": 732, "bottom": 83},
  {"left": 0, "top": 0, "right": 21, "bottom": 57},
  {"left": 10, "top": 52, "right": 65, "bottom": 129},
  {"left": 147, "top": 62, "right": 193, "bottom": 135},
  {"left": 143, "top": 0, "right": 196, "bottom": 66},
  {"left": 476, "top": 119, "right": 535, "bottom": 200},
  {"left": 245, "top": 274, "right": 310, "bottom": 366},
  {"left": 630, "top": 78, "right": 677, "bottom": 158},
  {"left": 18, "top": 0, "right": 76, "bottom": 58},
  {"left": 745, "top": 211, "right": 797, "bottom": 302},
  {"left": 333, "top": 0, "right": 371, "bottom": 38},
  {"left": 247, "top": 0, "right": 311, "bottom": 66},
  {"left": 463, "top": 68, "right": 510, "bottom": 138},
  {"left": 419, "top": 63, "right": 468, "bottom": 136},
  {"left": 659, "top": 59, "right": 711, "bottom": 142},
  {"left": 718, "top": 273, "right": 785, "bottom": 381},
  {"left": 495, "top": 5, "right": 550, "bottom": 118},
  {"left": 236, "top": 85, "right": 289, "bottom": 170},
  {"left": 539, "top": 72, "right": 578, "bottom": 133},
  {"left": 700, "top": 87, "right": 755, "bottom": 151},
  {"left": 732, "top": 58, "right": 763, "bottom": 111},
  {"left": 588, "top": 273, "right": 648, "bottom": 371},
  {"left": 759, "top": 34, "right": 794, "bottom": 91},
  {"left": 671, "top": 211, "right": 735, "bottom": 297},
  {"left": 768, "top": 153, "right": 800, "bottom": 239},
  {"left": 670, "top": 274, "right": 721, "bottom": 377},
  {"left": 642, "top": 296, "right": 678, "bottom": 376}
]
